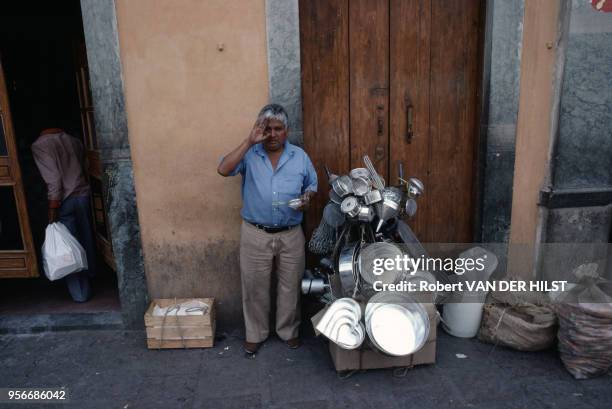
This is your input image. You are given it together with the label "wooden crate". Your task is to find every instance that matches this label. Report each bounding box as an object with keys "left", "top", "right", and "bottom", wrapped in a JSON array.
[{"left": 145, "top": 298, "right": 215, "bottom": 349}]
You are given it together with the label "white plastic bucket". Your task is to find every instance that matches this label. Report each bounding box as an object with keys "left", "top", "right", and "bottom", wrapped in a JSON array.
[
  {"left": 442, "top": 303, "right": 485, "bottom": 338},
  {"left": 441, "top": 247, "right": 499, "bottom": 338}
]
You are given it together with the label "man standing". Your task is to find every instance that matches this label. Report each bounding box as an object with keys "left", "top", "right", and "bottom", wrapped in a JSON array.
[
  {"left": 218, "top": 104, "right": 317, "bottom": 355},
  {"left": 32, "top": 127, "right": 96, "bottom": 302}
]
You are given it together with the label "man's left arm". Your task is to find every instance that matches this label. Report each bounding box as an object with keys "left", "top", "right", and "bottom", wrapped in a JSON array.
[{"left": 299, "top": 155, "right": 318, "bottom": 210}]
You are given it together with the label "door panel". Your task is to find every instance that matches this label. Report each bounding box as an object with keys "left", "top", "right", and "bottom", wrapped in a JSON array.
[
  {"left": 301, "top": 0, "right": 350, "bottom": 238},
  {"left": 0, "top": 57, "right": 38, "bottom": 277},
  {"left": 389, "top": 0, "right": 431, "bottom": 239},
  {"left": 427, "top": 0, "right": 480, "bottom": 242},
  {"left": 349, "top": 0, "right": 389, "bottom": 178}
]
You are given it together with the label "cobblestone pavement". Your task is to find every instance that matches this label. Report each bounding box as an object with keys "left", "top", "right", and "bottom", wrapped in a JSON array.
[{"left": 1, "top": 329, "right": 611, "bottom": 409}]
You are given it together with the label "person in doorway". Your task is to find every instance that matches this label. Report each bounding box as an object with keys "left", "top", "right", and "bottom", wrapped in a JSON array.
[
  {"left": 217, "top": 104, "right": 317, "bottom": 355},
  {"left": 32, "top": 126, "right": 96, "bottom": 302}
]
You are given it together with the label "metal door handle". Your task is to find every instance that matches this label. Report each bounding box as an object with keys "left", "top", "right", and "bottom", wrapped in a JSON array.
[
  {"left": 375, "top": 146, "right": 385, "bottom": 160},
  {"left": 406, "top": 104, "right": 414, "bottom": 143},
  {"left": 376, "top": 104, "right": 384, "bottom": 136}
]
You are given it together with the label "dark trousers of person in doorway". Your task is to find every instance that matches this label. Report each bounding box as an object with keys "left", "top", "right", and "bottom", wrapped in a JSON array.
[{"left": 58, "top": 195, "right": 97, "bottom": 302}]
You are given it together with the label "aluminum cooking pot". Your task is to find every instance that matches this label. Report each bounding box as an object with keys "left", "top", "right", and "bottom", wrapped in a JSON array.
[
  {"left": 338, "top": 242, "right": 359, "bottom": 296},
  {"left": 349, "top": 167, "right": 370, "bottom": 180},
  {"left": 352, "top": 177, "right": 371, "bottom": 197},
  {"left": 363, "top": 189, "right": 382, "bottom": 205},
  {"left": 332, "top": 175, "right": 354, "bottom": 198},
  {"left": 340, "top": 196, "right": 360, "bottom": 218},
  {"left": 357, "top": 205, "right": 375, "bottom": 222},
  {"left": 329, "top": 189, "right": 342, "bottom": 204}
]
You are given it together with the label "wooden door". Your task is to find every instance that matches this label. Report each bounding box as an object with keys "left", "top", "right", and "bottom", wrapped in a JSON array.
[
  {"left": 74, "top": 41, "right": 116, "bottom": 270},
  {"left": 0, "top": 56, "right": 38, "bottom": 277},
  {"left": 301, "top": 0, "right": 482, "bottom": 243}
]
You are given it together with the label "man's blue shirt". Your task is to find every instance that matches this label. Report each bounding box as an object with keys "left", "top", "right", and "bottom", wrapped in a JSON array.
[{"left": 226, "top": 142, "right": 317, "bottom": 227}]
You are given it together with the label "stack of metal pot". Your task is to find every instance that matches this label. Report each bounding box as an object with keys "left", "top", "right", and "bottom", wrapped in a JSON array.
[{"left": 305, "top": 155, "right": 434, "bottom": 357}]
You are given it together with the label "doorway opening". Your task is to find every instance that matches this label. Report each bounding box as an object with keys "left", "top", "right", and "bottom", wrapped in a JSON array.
[{"left": 0, "top": 1, "right": 120, "bottom": 316}]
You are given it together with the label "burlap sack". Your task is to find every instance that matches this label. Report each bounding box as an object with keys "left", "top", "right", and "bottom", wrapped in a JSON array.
[
  {"left": 478, "top": 290, "right": 557, "bottom": 351},
  {"left": 556, "top": 263, "right": 612, "bottom": 379}
]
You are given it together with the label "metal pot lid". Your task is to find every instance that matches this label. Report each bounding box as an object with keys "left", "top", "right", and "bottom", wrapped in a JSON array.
[
  {"left": 405, "top": 198, "right": 417, "bottom": 217},
  {"left": 358, "top": 242, "right": 405, "bottom": 286}
]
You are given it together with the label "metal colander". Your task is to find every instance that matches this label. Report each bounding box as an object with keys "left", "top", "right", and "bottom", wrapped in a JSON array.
[
  {"left": 323, "top": 202, "right": 346, "bottom": 228},
  {"left": 308, "top": 218, "right": 336, "bottom": 255}
]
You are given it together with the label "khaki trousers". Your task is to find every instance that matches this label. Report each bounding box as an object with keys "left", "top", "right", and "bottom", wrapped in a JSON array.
[{"left": 240, "top": 220, "right": 305, "bottom": 343}]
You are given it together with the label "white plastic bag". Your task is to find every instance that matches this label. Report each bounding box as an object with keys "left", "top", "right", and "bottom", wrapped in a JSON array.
[
  {"left": 42, "top": 222, "right": 87, "bottom": 281},
  {"left": 55, "top": 223, "right": 88, "bottom": 272}
]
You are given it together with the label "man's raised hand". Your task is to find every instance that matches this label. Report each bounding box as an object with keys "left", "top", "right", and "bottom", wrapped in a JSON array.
[{"left": 248, "top": 117, "right": 269, "bottom": 145}]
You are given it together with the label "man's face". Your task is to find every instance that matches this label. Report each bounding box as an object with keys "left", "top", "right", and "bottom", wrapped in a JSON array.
[{"left": 263, "top": 118, "right": 288, "bottom": 152}]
